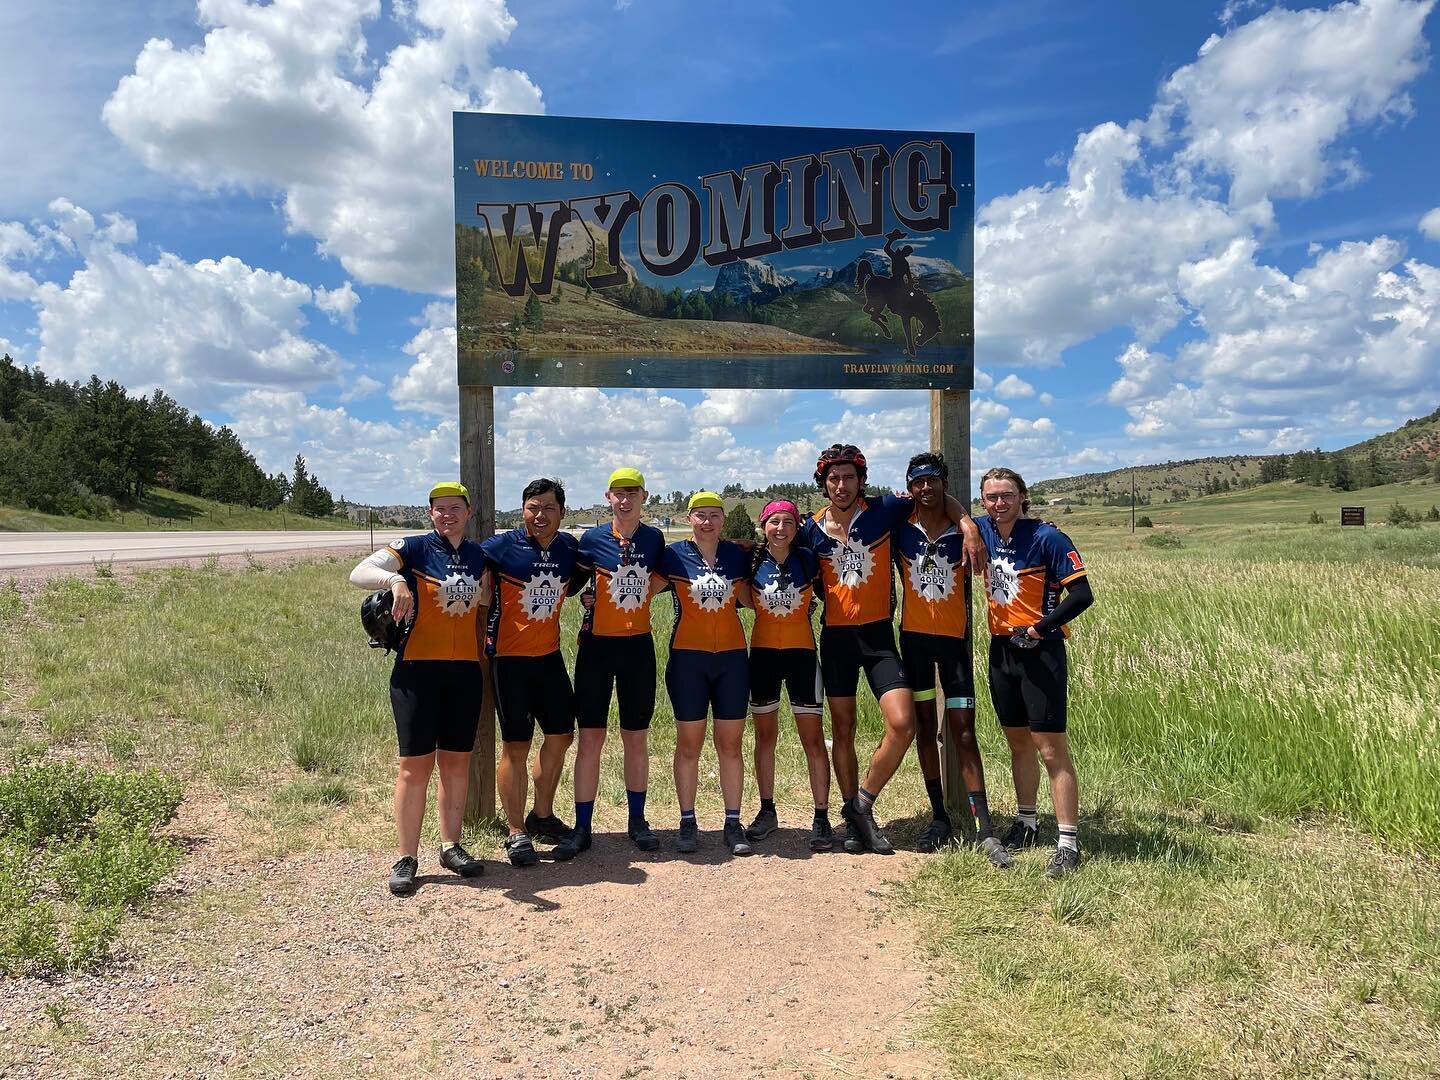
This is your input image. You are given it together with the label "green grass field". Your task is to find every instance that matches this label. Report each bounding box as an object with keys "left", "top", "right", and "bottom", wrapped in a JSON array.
[
  {"left": 3, "top": 519, "right": 1438, "bottom": 1074},
  {"left": 0, "top": 487, "right": 364, "bottom": 533}
]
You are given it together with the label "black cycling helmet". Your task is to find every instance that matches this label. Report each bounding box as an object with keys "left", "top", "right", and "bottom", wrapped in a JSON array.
[
  {"left": 360, "top": 589, "right": 408, "bottom": 654},
  {"left": 813, "top": 443, "right": 868, "bottom": 491}
]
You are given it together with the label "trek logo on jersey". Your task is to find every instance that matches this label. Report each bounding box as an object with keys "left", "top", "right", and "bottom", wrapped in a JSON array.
[
  {"left": 607, "top": 564, "right": 649, "bottom": 611},
  {"left": 689, "top": 570, "right": 733, "bottom": 612},
  {"left": 986, "top": 557, "right": 1021, "bottom": 607},
  {"left": 520, "top": 572, "right": 565, "bottom": 621},
  {"left": 757, "top": 578, "right": 802, "bottom": 616},
  {"left": 832, "top": 539, "right": 874, "bottom": 588},
  {"left": 436, "top": 572, "right": 481, "bottom": 616},
  {"left": 908, "top": 549, "right": 955, "bottom": 602}
]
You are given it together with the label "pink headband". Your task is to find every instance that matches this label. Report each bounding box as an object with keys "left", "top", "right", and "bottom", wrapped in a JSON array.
[{"left": 760, "top": 500, "right": 799, "bottom": 525}]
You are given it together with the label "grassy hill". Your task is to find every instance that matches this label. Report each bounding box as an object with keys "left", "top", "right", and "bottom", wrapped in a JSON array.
[
  {"left": 468, "top": 283, "right": 857, "bottom": 356},
  {"left": 0, "top": 487, "right": 364, "bottom": 533},
  {"left": 756, "top": 280, "right": 972, "bottom": 352}
]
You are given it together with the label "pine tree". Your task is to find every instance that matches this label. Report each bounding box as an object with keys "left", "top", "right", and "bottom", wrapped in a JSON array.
[{"left": 722, "top": 503, "right": 757, "bottom": 541}]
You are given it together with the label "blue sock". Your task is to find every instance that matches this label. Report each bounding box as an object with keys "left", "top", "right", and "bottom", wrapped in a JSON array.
[
  {"left": 725, "top": 808, "right": 740, "bottom": 822},
  {"left": 626, "top": 788, "right": 647, "bottom": 820},
  {"left": 680, "top": 809, "right": 697, "bottom": 825},
  {"left": 857, "top": 787, "right": 877, "bottom": 812},
  {"left": 575, "top": 800, "right": 594, "bottom": 833}
]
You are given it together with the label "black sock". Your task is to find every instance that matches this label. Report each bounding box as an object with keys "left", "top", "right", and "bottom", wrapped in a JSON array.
[
  {"left": 760, "top": 797, "right": 776, "bottom": 814},
  {"left": 924, "top": 777, "right": 949, "bottom": 822},
  {"left": 968, "top": 791, "right": 993, "bottom": 838}
]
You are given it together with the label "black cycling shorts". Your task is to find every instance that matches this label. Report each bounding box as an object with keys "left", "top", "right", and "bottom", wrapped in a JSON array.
[
  {"left": 665, "top": 648, "right": 748, "bottom": 722},
  {"left": 491, "top": 651, "right": 576, "bottom": 743},
  {"left": 899, "top": 630, "right": 975, "bottom": 705},
  {"left": 749, "top": 647, "right": 823, "bottom": 714},
  {"left": 987, "top": 637, "right": 1068, "bottom": 734},
  {"left": 574, "top": 632, "right": 656, "bottom": 731},
  {"left": 819, "top": 621, "right": 909, "bottom": 699},
  {"left": 389, "top": 659, "right": 484, "bottom": 757}
]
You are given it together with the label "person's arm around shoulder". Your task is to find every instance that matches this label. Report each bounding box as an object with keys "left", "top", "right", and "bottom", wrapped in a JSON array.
[{"left": 939, "top": 493, "right": 988, "bottom": 579}]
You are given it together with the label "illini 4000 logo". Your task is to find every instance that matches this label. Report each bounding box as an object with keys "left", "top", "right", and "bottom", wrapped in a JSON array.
[
  {"left": 689, "top": 571, "right": 733, "bottom": 613},
  {"left": 908, "top": 548, "right": 955, "bottom": 603},
  {"left": 435, "top": 572, "right": 480, "bottom": 616},
  {"left": 831, "top": 539, "right": 875, "bottom": 588},
  {"left": 607, "top": 563, "right": 650, "bottom": 612},
  {"left": 986, "top": 557, "right": 1022, "bottom": 607},
  {"left": 521, "top": 572, "right": 566, "bottom": 621},
  {"left": 757, "top": 578, "right": 802, "bottom": 617}
]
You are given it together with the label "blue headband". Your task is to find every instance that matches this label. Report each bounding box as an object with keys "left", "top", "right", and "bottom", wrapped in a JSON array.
[{"left": 907, "top": 463, "right": 944, "bottom": 484}]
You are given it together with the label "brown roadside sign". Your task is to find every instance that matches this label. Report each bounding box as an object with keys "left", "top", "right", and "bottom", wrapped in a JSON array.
[{"left": 1341, "top": 506, "right": 1365, "bottom": 526}]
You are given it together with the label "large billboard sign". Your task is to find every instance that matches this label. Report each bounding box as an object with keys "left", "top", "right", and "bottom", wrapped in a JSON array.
[{"left": 453, "top": 114, "right": 974, "bottom": 390}]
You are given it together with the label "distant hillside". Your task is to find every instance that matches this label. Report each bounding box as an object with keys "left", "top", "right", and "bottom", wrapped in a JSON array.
[{"left": 1033, "top": 406, "right": 1440, "bottom": 504}]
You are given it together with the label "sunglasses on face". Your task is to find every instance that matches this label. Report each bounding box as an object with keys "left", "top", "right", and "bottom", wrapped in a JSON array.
[{"left": 919, "top": 540, "right": 940, "bottom": 574}]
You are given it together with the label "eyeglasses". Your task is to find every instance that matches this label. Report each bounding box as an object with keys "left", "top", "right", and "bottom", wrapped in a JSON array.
[{"left": 982, "top": 491, "right": 1020, "bottom": 503}]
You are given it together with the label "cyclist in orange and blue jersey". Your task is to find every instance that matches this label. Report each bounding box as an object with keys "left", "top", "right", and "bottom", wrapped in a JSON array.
[
  {"left": 348, "top": 481, "right": 490, "bottom": 896},
  {"left": 480, "top": 478, "right": 580, "bottom": 868},
  {"left": 800, "top": 444, "right": 986, "bottom": 856},
  {"left": 977, "top": 466, "right": 1094, "bottom": 880},
  {"left": 557, "top": 466, "right": 669, "bottom": 861},
  {"left": 894, "top": 453, "right": 1011, "bottom": 868},
  {"left": 657, "top": 491, "right": 754, "bottom": 857},
  {"left": 744, "top": 499, "right": 831, "bottom": 851}
]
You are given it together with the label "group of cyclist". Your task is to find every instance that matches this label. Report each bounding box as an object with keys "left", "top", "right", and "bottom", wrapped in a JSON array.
[{"left": 350, "top": 445, "right": 1093, "bottom": 896}]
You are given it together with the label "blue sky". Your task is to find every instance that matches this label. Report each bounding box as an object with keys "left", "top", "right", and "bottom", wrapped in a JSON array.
[{"left": 1, "top": 0, "right": 1437, "bottom": 507}]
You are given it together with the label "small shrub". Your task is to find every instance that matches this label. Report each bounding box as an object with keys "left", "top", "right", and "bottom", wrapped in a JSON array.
[
  {"left": 289, "top": 731, "right": 347, "bottom": 775},
  {"left": 1062, "top": 505, "right": 1073, "bottom": 515},
  {"left": 1136, "top": 515, "right": 1154, "bottom": 528},
  {"left": 1308, "top": 510, "right": 1324, "bottom": 524},
  {"left": 1388, "top": 502, "right": 1418, "bottom": 528},
  {"left": 1143, "top": 531, "right": 1183, "bottom": 549},
  {"left": 1426, "top": 505, "right": 1439, "bottom": 522},
  {"left": 93, "top": 558, "right": 114, "bottom": 579}
]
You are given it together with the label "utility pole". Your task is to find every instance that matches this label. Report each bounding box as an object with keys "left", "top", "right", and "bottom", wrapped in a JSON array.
[{"left": 1131, "top": 470, "right": 1137, "bottom": 533}]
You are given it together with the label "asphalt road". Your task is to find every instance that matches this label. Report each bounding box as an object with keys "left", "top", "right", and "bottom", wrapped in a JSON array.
[{"left": 0, "top": 529, "right": 417, "bottom": 571}]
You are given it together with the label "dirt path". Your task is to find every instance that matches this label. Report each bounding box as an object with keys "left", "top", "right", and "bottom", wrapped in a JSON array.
[{"left": 2, "top": 796, "right": 946, "bottom": 1079}]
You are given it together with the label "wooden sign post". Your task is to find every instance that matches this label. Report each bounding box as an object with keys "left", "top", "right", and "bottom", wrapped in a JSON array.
[
  {"left": 930, "top": 387, "right": 975, "bottom": 843},
  {"left": 460, "top": 385, "right": 497, "bottom": 823}
]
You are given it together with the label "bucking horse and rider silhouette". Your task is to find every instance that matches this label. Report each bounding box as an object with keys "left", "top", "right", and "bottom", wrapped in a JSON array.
[{"left": 854, "top": 228, "right": 943, "bottom": 358}]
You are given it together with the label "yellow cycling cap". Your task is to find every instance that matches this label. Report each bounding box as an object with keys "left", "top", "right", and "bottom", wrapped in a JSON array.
[
  {"left": 607, "top": 467, "right": 646, "bottom": 489},
  {"left": 687, "top": 491, "right": 724, "bottom": 511},
  {"left": 428, "top": 481, "right": 470, "bottom": 502}
]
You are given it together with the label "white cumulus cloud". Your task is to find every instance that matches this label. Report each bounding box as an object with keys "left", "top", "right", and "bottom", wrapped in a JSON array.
[{"left": 1420, "top": 206, "right": 1440, "bottom": 239}]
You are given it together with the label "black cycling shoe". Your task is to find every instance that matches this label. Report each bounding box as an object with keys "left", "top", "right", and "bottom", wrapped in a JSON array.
[
  {"left": 504, "top": 833, "right": 540, "bottom": 867},
  {"left": 852, "top": 804, "right": 895, "bottom": 855},
  {"left": 676, "top": 818, "right": 699, "bottom": 853},
  {"left": 723, "top": 819, "right": 753, "bottom": 856},
  {"left": 1045, "top": 845, "right": 1082, "bottom": 880},
  {"left": 840, "top": 799, "right": 865, "bottom": 854},
  {"left": 745, "top": 807, "right": 779, "bottom": 842},
  {"left": 628, "top": 817, "right": 661, "bottom": 852},
  {"left": 809, "top": 812, "right": 834, "bottom": 852},
  {"left": 551, "top": 827, "right": 591, "bottom": 862},
  {"left": 524, "top": 811, "right": 574, "bottom": 843},
  {"left": 916, "top": 817, "right": 954, "bottom": 853},
  {"left": 438, "top": 843, "right": 485, "bottom": 878},
  {"left": 1001, "top": 819, "right": 1039, "bottom": 852},
  {"left": 388, "top": 855, "right": 418, "bottom": 896}
]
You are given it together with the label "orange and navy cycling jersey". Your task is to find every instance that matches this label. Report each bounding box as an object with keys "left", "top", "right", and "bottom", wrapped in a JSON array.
[
  {"left": 658, "top": 539, "right": 749, "bottom": 653},
  {"left": 749, "top": 547, "right": 821, "bottom": 651},
  {"left": 977, "top": 516, "right": 1087, "bottom": 640},
  {"left": 384, "top": 531, "right": 488, "bottom": 662},
  {"left": 894, "top": 513, "right": 968, "bottom": 639},
  {"left": 480, "top": 528, "right": 579, "bottom": 657},
  {"left": 799, "top": 494, "right": 914, "bottom": 627},
  {"left": 574, "top": 521, "right": 665, "bottom": 637}
]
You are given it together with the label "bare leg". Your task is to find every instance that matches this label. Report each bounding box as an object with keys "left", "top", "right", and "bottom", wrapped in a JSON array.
[
  {"left": 947, "top": 707, "right": 986, "bottom": 793},
  {"left": 712, "top": 719, "right": 747, "bottom": 812},
  {"left": 913, "top": 697, "right": 941, "bottom": 781},
  {"left": 620, "top": 728, "right": 649, "bottom": 793},
  {"left": 860, "top": 686, "right": 916, "bottom": 796},
  {"left": 434, "top": 750, "right": 471, "bottom": 845},
  {"left": 1003, "top": 725, "right": 1041, "bottom": 810},
  {"left": 497, "top": 740, "right": 532, "bottom": 834},
  {"left": 572, "top": 727, "right": 607, "bottom": 805},
  {"left": 673, "top": 720, "right": 707, "bottom": 812},
  {"left": 531, "top": 731, "right": 573, "bottom": 819},
  {"left": 794, "top": 711, "right": 831, "bottom": 808},
  {"left": 394, "top": 753, "right": 436, "bottom": 858},
  {"left": 828, "top": 697, "right": 859, "bottom": 799},
  {"left": 1033, "top": 731, "right": 1078, "bottom": 829},
  {"left": 751, "top": 709, "right": 779, "bottom": 801}
]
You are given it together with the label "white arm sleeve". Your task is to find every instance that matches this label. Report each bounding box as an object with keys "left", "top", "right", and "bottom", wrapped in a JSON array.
[{"left": 349, "top": 548, "right": 404, "bottom": 590}]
